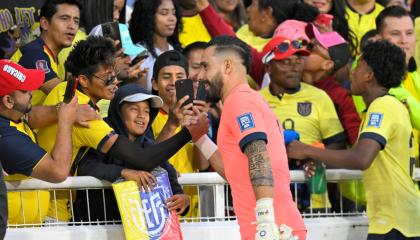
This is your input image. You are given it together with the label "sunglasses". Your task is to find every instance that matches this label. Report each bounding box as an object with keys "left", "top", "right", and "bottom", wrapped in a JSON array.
[
  {"left": 92, "top": 72, "right": 119, "bottom": 86},
  {"left": 275, "top": 39, "right": 309, "bottom": 53}
]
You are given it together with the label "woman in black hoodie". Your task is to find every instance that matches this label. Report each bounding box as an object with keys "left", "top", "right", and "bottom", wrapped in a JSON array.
[{"left": 73, "top": 83, "right": 190, "bottom": 222}]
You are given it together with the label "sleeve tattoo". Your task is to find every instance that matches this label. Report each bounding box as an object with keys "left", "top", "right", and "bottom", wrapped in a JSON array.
[{"left": 244, "top": 140, "right": 274, "bottom": 187}]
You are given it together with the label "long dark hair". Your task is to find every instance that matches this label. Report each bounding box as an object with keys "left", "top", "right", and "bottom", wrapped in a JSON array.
[
  {"left": 129, "top": 0, "right": 183, "bottom": 58},
  {"left": 329, "top": 0, "right": 357, "bottom": 54},
  {"left": 210, "top": 0, "right": 247, "bottom": 31},
  {"left": 79, "top": 0, "right": 113, "bottom": 33}
]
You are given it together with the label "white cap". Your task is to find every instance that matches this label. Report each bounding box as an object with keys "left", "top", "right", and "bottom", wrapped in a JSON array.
[{"left": 119, "top": 93, "right": 163, "bottom": 108}]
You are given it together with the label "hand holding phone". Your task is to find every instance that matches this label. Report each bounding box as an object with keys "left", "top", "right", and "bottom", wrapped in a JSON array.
[
  {"left": 130, "top": 50, "right": 149, "bottom": 67},
  {"left": 175, "top": 79, "right": 194, "bottom": 108},
  {"left": 63, "top": 77, "right": 78, "bottom": 103},
  {"left": 101, "top": 21, "right": 122, "bottom": 50}
]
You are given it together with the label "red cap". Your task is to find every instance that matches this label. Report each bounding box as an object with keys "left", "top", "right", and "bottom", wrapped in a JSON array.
[
  {"left": 262, "top": 36, "right": 310, "bottom": 64},
  {"left": 0, "top": 59, "right": 45, "bottom": 96}
]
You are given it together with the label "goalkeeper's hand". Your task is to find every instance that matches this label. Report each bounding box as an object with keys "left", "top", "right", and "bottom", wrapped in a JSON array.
[{"left": 254, "top": 198, "right": 299, "bottom": 240}]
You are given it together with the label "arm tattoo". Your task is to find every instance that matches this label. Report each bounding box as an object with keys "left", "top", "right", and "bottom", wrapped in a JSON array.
[{"left": 244, "top": 140, "right": 274, "bottom": 187}]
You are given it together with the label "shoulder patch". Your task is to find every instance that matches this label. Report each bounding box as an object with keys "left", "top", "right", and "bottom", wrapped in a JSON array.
[
  {"left": 367, "top": 113, "right": 383, "bottom": 128},
  {"left": 35, "top": 60, "right": 50, "bottom": 74},
  {"left": 237, "top": 112, "right": 255, "bottom": 132}
]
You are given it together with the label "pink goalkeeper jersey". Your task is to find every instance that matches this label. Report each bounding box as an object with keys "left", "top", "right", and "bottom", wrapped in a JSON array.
[{"left": 217, "top": 84, "right": 306, "bottom": 240}]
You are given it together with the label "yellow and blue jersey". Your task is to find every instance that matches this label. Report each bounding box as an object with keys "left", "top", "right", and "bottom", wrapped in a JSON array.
[
  {"left": 359, "top": 95, "right": 420, "bottom": 236},
  {"left": 179, "top": 15, "right": 211, "bottom": 48},
  {"left": 11, "top": 37, "right": 65, "bottom": 106},
  {"left": 0, "top": 115, "right": 50, "bottom": 224}
]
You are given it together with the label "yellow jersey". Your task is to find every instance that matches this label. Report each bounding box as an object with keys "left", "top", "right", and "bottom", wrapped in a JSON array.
[
  {"left": 259, "top": 83, "right": 345, "bottom": 145},
  {"left": 179, "top": 15, "right": 211, "bottom": 48},
  {"left": 37, "top": 82, "right": 115, "bottom": 221},
  {"left": 345, "top": 3, "right": 383, "bottom": 54},
  {"left": 236, "top": 24, "right": 271, "bottom": 52},
  {"left": 359, "top": 95, "right": 420, "bottom": 236},
  {"left": 2, "top": 120, "right": 49, "bottom": 225},
  {"left": 151, "top": 110, "right": 199, "bottom": 218}
]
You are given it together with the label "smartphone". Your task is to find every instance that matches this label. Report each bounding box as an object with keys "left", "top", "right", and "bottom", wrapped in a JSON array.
[
  {"left": 195, "top": 81, "right": 207, "bottom": 102},
  {"left": 101, "top": 21, "right": 122, "bottom": 50},
  {"left": 175, "top": 79, "right": 194, "bottom": 108},
  {"left": 130, "top": 49, "right": 149, "bottom": 66},
  {"left": 315, "top": 14, "right": 333, "bottom": 28},
  {"left": 63, "top": 77, "right": 78, "bottom": 103}
]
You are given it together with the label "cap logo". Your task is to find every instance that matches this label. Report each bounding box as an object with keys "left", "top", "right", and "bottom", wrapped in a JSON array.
[{"left": 3, "top": 64, "right": 26, "bottom": 82}]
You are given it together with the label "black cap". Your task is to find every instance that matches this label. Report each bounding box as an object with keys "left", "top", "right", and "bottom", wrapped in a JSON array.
[{"left": 153, "top": 50, "right": 189, "bottom": 80}]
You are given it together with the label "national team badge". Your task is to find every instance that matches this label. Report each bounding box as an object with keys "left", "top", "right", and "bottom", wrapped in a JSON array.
[
  {"left": 237, "top": 112, "right": 255, "bottom": 132},
  {"left": 297, "top": 102, "right": 312, "bottom": 116},
  {"left": 35, "top": 60, "right": 50, "bottom": 74},
  {"left": 367, "top": 113, "right": 383, "bottom": 128}
]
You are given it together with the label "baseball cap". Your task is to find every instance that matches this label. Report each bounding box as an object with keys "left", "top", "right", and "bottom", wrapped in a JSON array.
[
  {"left": 153, "top": 50, "right": 189, "bottom": 80},
  {"left": 305, "top": 24, "right": 351, "bottom": 70},
  {"left": 0, "top": 59, "right": 45, "bottom": 96},
  {"left": 262, "top": 36, "right": 310, "bottom": 64},
  {"left": 273, "top": 20, "right": 310, "bottom": 42},
  {"left": 120, "top": 92, "right": 163, "bottom": 108},
  {"left": 89, "top": 23, "right": 145, "bottom": 56}
]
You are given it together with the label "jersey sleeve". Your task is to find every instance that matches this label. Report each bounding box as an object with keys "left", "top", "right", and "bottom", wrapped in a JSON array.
[
  {"left": 18, "top": 49, "right": 58, "bottom": 82},
  {"left": 359, "top": 101, "right": 394, "bottom": 149},
  {"left": 0, "top": 132, "right": 46, "bottom": 176},
  {"left": 73, "top": 120, "right": 115, "bottom": 151},
  {"left": 224, "top": 93, "right": 268, "bottom": 152},
  {"left": 318, "top": 92, "right": 346, "bottom": 145}
]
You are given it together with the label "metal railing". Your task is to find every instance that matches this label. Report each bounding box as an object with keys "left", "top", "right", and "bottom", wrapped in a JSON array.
[{"left": 5, "top": 168, "right": 419, "bottom": 228}]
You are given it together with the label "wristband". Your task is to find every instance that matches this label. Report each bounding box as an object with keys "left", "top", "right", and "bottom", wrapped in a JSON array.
[{"left": 195, "top": 135, "right": 218, "bottom": 161}]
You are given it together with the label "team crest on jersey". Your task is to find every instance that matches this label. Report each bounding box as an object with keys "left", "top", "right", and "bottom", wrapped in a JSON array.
[
  {"left": 297, "top": 102, "right": 312, "bottom": 116},
  {"left": 35, "top": 60, "right": 50, "bottom": 74},
  {"left": 237, "top": 112, "right": 255, "bottom": 132},
  {"left": 367, "top": 113, "right": 383, "bottom": 127}
]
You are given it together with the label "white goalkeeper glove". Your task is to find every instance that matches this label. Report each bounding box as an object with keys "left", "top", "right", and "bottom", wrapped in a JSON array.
[
  {"left": 255, "top": 198, "right": 281, "bottom": 240},
  {"left": 255, "top": 198, "right": 299, "bottom": 240}
]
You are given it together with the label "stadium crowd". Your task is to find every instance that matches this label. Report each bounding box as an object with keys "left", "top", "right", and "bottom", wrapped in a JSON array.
[{"left": 0, "top": 0, "right": 419, "bottom": 239}]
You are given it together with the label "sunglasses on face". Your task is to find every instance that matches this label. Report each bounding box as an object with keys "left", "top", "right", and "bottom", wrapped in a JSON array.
[
  {"left": 92, "top": 72, "right": 119, "bottom": 86},
  {"left": 275, "top": 39, "right": 309, "bottom": 53}
]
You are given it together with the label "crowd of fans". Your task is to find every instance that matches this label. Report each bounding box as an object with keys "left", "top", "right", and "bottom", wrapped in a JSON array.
[{"left": 0, "top": 0, "right": 420, "bottom": 239}]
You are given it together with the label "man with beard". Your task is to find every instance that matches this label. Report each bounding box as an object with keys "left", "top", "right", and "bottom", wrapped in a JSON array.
[
  {"left": 12, "top": 0, "right": 82, "bottom": 106},
  {"left": 0, "top": 60, "right": 78, "bottom": 237},
  {"left": 197, "top": 35, "right": 306, "bottom": 239},
  {"left": 36, "top": 37, "right": 209, "bottom": 222}
]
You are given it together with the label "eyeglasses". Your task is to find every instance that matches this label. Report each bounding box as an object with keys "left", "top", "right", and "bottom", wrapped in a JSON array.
[
  {"left": 92, "top": 72, "right": 119, "bottom": 86},
  {"left": 275, "top": 39, "right": 309, "bottom": 53}
]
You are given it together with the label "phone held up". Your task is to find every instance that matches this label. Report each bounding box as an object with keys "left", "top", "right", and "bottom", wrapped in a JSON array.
[
  {"left": 175, "top": 79, "right": 195, "bottom": 108},
  {"left": 63, "top": 76, "right": 78, "bottom": 103}
]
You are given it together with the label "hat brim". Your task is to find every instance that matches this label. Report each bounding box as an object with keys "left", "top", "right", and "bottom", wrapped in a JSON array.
[
  {"left": 22, "top": 69, "right": 45, "bottom": 92},
  {"left": 120, "top": 93, "right": 163, "bottom": 108},
  {"left": 263, "top": 48, "right": 310, "bottom": 64}
]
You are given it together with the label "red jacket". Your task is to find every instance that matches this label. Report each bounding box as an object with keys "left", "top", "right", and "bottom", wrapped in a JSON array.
[{"left": 314, "top": 76, "right": 361, "bottom": 145}]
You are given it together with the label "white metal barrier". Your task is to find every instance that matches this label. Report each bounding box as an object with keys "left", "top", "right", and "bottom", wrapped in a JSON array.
[{"left": 4, "top": 168, "right": 420, "bottom": 240}]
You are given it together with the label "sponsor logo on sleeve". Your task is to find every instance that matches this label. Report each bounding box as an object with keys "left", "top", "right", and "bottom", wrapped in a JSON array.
[
  {"left": 367, "top": 113, "right": 383, "bottom": 128},
  {"left": 237, "top": 112, "right": 255, "bottom": 132},
  {"left": 35, "top": 60, "right": 50, "bottom": 74}
]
